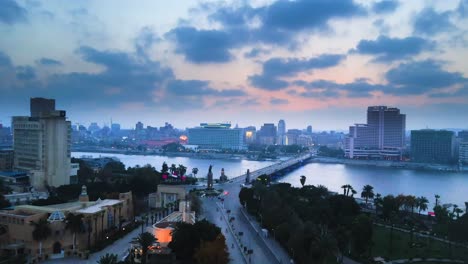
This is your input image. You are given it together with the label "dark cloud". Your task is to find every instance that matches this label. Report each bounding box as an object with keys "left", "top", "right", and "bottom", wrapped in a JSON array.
[
  {"left": 166, "top": 79, "right": 246, "bottom": 97},
  {"left": 385, "top": 60, "right": 467, "bottom": 94},
  {"left": 135, "top": 27, "right": 161, "bottom": 58},
  {"left": 294, "top": 79, "right": 385, "bottom": 98},
  {"left": 165, "top": 27, "right": 242, "bottom": 63},
  {"left": 249, "top": 54, "right": 345, "bottom": 90},
  {"left": 352, "top": 36, "right": 434, "bottom": 62},
  {"left": 37, "top": 58, "right": 62, "bottom": 66},
  {"left": 249, "top": 75, "right": 289, "bottom": 91},
  {"left": 372, "top": 1, "right": 399, "bottom": 14},
  {"left": 168, "top": 0, "right": 364, "bottom": 63},
  {"left": 244, "top": 48, "right": 270, "bottom": 58},
  {"left": 270, "top": 98, "right": 289, "bottom": 105},
  {"left": 0, "top": 0, "right": 27, "bottom": 24},
  {"left": 413, "top": 8, "right": 455, "bottom": 35},
  {"left": 15, "top": 66, "right": 35, "bottom": 80}
]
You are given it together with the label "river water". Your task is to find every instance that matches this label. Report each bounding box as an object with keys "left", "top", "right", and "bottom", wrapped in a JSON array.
[{"left": 73, "top": 152, "right": 468, "bottom": 209}]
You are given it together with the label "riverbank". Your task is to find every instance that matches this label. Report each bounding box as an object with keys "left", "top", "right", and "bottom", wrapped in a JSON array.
[
  {"left": 310, "top": 157, "right": 467, "bottom": 172},
  {"left": 72, "top": 147, "right": 288, "bottom": 161}
]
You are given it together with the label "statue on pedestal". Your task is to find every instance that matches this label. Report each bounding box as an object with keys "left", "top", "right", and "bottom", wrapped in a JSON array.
[
  {"left": 220, "top": 168, "right": 228, "bottom": 182},
  {"left": 207, "top": 165, "right": 213, "bottom": 190},
  {"left": 245, "top": 169, "right": 250, "bottom": 184}
]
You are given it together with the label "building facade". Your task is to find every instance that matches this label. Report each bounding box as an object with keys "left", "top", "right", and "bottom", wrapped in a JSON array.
[
  {"left": 345, "top": 106, "right": 406, "bottom": 159},
  {"left": 13, "top": 99, "right": 72, "bottom": 190},
  {"left": 0, "top": 149, "right": 13, "bottom": 171},
  {"left": 277, "top": 120, "right": 286, "bottom": 145},
  {"left": 459, "top": 141, "right": 468, "bottom": 165},
  {"left": 0, "top": 188, "right": 133, "bottom": 262},
  {"left": 411, "top": 130, "right": 455, "bottom": 164},
  {"left": 257, "top": 123, "right": 276, "bottom": 145},
  {"left": 188, "top": 123, "right": 245, "bottom": 150}
]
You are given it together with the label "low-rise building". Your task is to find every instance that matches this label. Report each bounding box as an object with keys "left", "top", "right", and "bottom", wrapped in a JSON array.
[
  {"left": 0, "top": 186, "right": 133, "bottom": 262},
  {"left": 148, "top": 185, "right": 186, "bottom": 209}
]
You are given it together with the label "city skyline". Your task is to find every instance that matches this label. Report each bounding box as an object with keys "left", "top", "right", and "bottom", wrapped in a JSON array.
[{"left": 1, "top": 0, "right": 468, "bottom": 130}]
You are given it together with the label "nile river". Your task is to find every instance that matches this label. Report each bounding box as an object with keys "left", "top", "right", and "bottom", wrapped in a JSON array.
[{"left": 73, "top": 152, "right": 468, "bottom": 209}]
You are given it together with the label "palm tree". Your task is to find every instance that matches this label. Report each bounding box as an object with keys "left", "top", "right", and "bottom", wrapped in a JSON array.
[
  {"left": 65, "top": 213, "right": 84, "bottom": 252},
  {"left": 406, "top": 195, "right": 417, "bottom": 214},
  {"left": 350, "top": 189, "right": 357, "bottom": 197},
  {"left": 341, "top": 184, "right": 351, "bottom": 196},
  {"left": 178, "top": 164, "right": 187, "bottom": 177},
  {"left": 161, "top": 162, "right": 169, "bottom": 174},
  {"left": 169, "top": 164, "right": 176, "bottom": 174},
  {"left": 435, "top": 194, "right": 441, "bottom": 207},
  {"left": 31, "top": 218, "right": 51, "bottom": 257},
  {"left": 361, "top": 185, "right": 375, "bottom": 204},
  {"left": 192, "top": 167, "right": 198, "bottom": 177},
  {"left": 452, "top": 205, "right": 463, "bottom": 219},
  {"left": 136, "top": 232, "right": 156, "bottom": 264},
  {"left": 374, "top": 193, "right": 383, "bottom": 214},
  {"left": 300, "top": 175, "right": 306, "bottom": 187},
  {"left": 416, "top": 196, "right": 429, "bottom": 214},
  {"left": 97, "top": 253, "right": 119, "bottom": 264}
]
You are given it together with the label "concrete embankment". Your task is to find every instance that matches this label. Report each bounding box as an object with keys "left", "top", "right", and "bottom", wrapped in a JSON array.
[{"left": 310, "top": 157, "right": 465, "bottom": 172}]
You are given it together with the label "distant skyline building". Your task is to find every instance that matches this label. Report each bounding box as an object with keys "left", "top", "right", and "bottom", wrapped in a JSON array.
[
  {"left": 243, "top": 126, "right": 256, "bottom": 144},
  {"left": 277, "top": 119, "right": 286, "bottom": 145},
  {"left": 345, "top": 106, "right": 406, "bottom": 159},
  {"left": 411, "top": 129, "right": 455, "bottom": 164},
  {"left": 13, "top": 98, "right": 73, "bottom": 189},
  {"left": 258, "top": 123, "right": 277, "bottom": 145},
  {"left": 286, "top": 129, "right": 302, "bottom": 145},
  {"left": 188, "top": 123, "right": 245, "bottom": 150},
  {"left": 306, "top": 125, "right": 313, "bottom": 134}
]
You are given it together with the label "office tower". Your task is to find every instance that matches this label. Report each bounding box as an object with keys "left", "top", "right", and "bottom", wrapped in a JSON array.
[
  {"left": 257, "top": 123, "right": 277, "bottom": 145},
  {"left": 136, "top": 121, "right": 144, "bottom": 131},
  {"left": 30, "top": 97, "right": 55, "bottom": 117},
  {"left": 277, "top": 120, "right": 286, "bottom": 145},
  {"left": 460, "top": 142, "right": 468, "bottom": 165},
  {"left": 411, "top": 130, "right": 455, "bottom": 164},
  {"left": 286, "top": 129, "right": 302, "bottom": 145},
  {"left": 345, "top": 106, "right": 406, "bottom": 159},
  {"left": 0, "top": 149, "right": 14, "bottom": 171},
  {"left": 306, "top": 125, "right": 313, "bottom": 134},
  {"left": 13, "top": 99, "right": 72, "bottom": 189},
  {"left": 111, "top": 123, "right": 121, "bottom": 133},
  {"left": 88, "top": 122, "right": 100, "bottom": 133},
  {"left": 188, "top": 123, "right": 245, "bottom": 150},
  {"left": 458, "top": 131, "right": 468, "bottom": 142}
]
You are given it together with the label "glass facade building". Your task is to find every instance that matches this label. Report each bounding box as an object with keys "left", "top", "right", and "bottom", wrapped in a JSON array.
[{"left": 188, "top": 123, "right": 246, "bottom": 150}]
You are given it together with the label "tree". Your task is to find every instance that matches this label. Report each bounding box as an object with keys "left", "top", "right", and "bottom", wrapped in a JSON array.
[
  {"left": 192, "top": 167, "right": 198, "bottom": 177},
  {"left": 65, "top": 213, "right": 84, "bottom": 252},
  {"left": 31, "top": 218, "right": 52, "bottom": 257},
  {"left": 300, "top": 175, "right": 306, "bottom": 187},
  {"left": 178, "top": 164, "right": 187, "bottom": 177},
  {"left": 309, "top": 226, "right": 338, "bottom": 264},
  {"left": 97, "top": 253, "right": 119, "bottom": 264},
  {"left": 350, "top": 189, "right": 357, "bottom": 197},
  {"left": 194, "top": 234, "right": 229, "bottom": 264},
  {"left": 360, "top": 185, "right": 374, "bottom": 204},
  {"left": 351, "top": 214, "right": 373, "bottom": 257},
  {"left": 405, "top": 195, "right": 417, "bottom": 214},
  {"left": 374, "top": 193, "right": 383, "bottom": 214},
  {"left": 136, "top": 232, "right": 156, "bottom": 264},
  {"left": 170, "top": 164, "right": 177, "bottom": 174},
  {"left": 162, "top": 162, "right": 169, "bottom": 174},
  {"left": 435, "top": 194, "right": 441, "bottom": 207},
  {"left": 416, "top": 196, "right": 429, "bottom": 214}
]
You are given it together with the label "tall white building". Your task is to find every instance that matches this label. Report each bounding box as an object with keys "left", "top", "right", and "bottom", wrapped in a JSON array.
[
  {"left": 345, "top": 106, "right": 405, "bottom": 159},
  {"left": 277, "top": 119, "right": 286, "bottom": 145},
  {"left": 13, "top": 99, "right": 72, "bottom": 190}
]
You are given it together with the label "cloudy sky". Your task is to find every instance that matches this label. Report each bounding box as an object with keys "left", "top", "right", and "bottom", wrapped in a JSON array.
[{"left": 1, "top": 0, "right": 467, "bottom": 130}]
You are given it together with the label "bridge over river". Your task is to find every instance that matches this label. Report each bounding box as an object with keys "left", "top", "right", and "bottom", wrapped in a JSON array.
[{"left": 229, "top": 152, "right": 314, "bottom": 183}]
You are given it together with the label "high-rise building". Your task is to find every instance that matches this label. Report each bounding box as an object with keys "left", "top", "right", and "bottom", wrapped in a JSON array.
[
  {"left": 306, "top": 125, "right": 313, "bottom": 134},
  {"left": 111, "top": 123, "right": 121, "bottom": 134},
  {"left": 188, "top": 123, "right": 245, "bottom": 150},
  {"left": 136, "top": 122, "right": 144, "bottom": 131},
  {"left": 13, "top": 99, "right": 72, "bottom": 189},
  {"left": 345, "top": 106, "right": 406, "bottom": 159},
  {"left": 30, "top": 97, "right": 55, "bottom": 117},
  {"left": 88, "top": 122, "right": 100, "bottom": 133},
  {"left": 277, "top": 120, "right": 286, "bottom": 145},
  {"left": 257, "top": 123, "right": 277, "bottom": 145},
  {"left": 410, "top": 130, "right": 455, "bottom": 164},
  {"left": 458, "top": 130, "right": 468, "bottom": 142}
]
